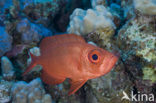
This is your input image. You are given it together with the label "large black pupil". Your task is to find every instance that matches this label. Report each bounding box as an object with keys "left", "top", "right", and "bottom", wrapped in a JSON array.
[{"left": 92, "top": 54, "right": 98, "bottom": 60}]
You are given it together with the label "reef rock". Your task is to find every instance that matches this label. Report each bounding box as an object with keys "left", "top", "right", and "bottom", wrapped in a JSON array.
[
  {"left": 11, "top": 78, "right": 52, "bottom": 103},
  {"left": 0, "top": 26, "right": 12, "bottom": 57},
  {"left": 67, "top": 5, "right": 115, "bottom": 36},
  {"left": 134, "top": 0, "right": 156, "bottom": 15}
]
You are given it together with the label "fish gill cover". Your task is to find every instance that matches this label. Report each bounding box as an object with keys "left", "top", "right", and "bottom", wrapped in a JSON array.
[{"left": 0, "top": 0, "right": 155, "bottom": 103}]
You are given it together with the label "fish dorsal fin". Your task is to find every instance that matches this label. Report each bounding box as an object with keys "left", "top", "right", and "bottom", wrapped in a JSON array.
[
  {"left": 40, "top": 34, "right": 85, "bottom": 50},
  {"left": 68, "top": 79, "right": 87, "bottom": 95}
]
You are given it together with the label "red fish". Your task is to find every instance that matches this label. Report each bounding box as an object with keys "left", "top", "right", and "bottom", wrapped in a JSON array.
[{"left": 23, "top": 34, "right": 118, "bottom": 95}]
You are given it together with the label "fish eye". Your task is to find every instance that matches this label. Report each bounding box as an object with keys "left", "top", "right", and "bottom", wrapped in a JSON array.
[
  {"left": 88, "top": 49, "right": 101, "bottom": 64},
  {"left": 92, "top": 54, "right": 98, "bottom": 60}
]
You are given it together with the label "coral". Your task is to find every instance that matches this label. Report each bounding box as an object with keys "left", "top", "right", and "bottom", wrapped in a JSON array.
[
  {"left": 134, "top": 0, "right": 156, "bottom": 15},
  {"left": 117, "top": 15, "right": 156, "bottom": 95},
  {"left": 11, "top": 78, "right": 52, "bottom": 103},
  {"left": 53, "top": 0, "right": 92, "bottom": 32},
  {"left": 0, "top": 26, "right": 12, "bottom": 57},
  {"left": 1, "top": 56, "right": 15, "bottom": 80},
  {"left": 29, "top": 46, "right": 41, "bottom": 57},
  {"left": 67, "top": 5, "right": 115, "bottom": 36},
  {"left": 0, "top": 0, "right": 13, "bottom": 13},
  {"left": 91, "top": 0, "right": 107, "bottom": 8},
  {"left": 0, "top": 79, "right": 14, "bottom": 103},
  {"left": 16, "top": 18, "right": 52, "bottom": 44},
  {"left": 143, "top": 66, "right": 156, "bottom": 83},
  {"left": 12, "top": 0, "right": 62, "bottom": 26},
  {"left": 117, "top": 19, "right": 156, "bottom": 62}
]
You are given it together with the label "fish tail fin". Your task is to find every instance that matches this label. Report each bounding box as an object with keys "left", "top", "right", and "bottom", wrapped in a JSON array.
[{"left": 22, "top": 52, "right": 39, "bottom": 76}]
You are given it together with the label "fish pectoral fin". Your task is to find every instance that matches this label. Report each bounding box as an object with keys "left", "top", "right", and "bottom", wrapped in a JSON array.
[
  {"left": 41, "top": 71, "right": 65, "bottom": 85},
  {"left": 68, "top": 79, "right": 87, "bottom": 95}
]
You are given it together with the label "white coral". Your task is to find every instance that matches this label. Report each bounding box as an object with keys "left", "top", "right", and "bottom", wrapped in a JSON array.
[
  {"left": 134, "top": 0, "right": 156, "bottom": 15},
  {"left": 67, "top": 5, "right": 115, "bottom": 36}
]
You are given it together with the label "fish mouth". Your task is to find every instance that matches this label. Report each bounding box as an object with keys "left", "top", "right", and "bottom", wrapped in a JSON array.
[
  {"left": 107, "top": 54, "right": 118, "bottom": 72},
  {"left": 110, "top": 55, "right": 118, "bottom": 65},
  {"left": 100, "top": 54, "right": 118, "bottom": 76}
]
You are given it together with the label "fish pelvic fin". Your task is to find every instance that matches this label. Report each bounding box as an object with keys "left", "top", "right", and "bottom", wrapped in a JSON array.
[
  {"left": 22, "top": 52, "right": 39, "bottom": 76},
  {"left": 68, "top": 79, "right": 87, "bottom": 96}
]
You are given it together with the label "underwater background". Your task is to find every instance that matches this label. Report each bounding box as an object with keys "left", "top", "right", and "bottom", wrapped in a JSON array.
[{"left": 0, "top": 0, "right": 156, "bottom": 103}]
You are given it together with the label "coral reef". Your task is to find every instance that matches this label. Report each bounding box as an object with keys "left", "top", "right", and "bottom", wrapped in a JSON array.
[
  {"left": 11, "top": 78, "right": 52, "bottom": 103},
  {"left": 0, "top": 26, "right": 12, "bottom": 57},
  {"left": 16, "top": 18, "right": 52, "bottom": 44},
  {"left": 0, "top": 0, "right": 155, "bottom": 103},
  {"left": 134, "top": 0, "right": 156, "bottom": 15},
  {"left": 67, "top": 5, "right": 115, "bottom": 36},
  {"left": 1, "top": 56, "right": 15, "bottom": 80}
]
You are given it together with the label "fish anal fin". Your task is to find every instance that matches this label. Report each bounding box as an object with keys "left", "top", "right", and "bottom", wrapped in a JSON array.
[
  {"left": 68, "top": 80, "right": 87, "bottom": 95},
  {"left": 41, "top": 71, "right": 65, "bottom": 85}
]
